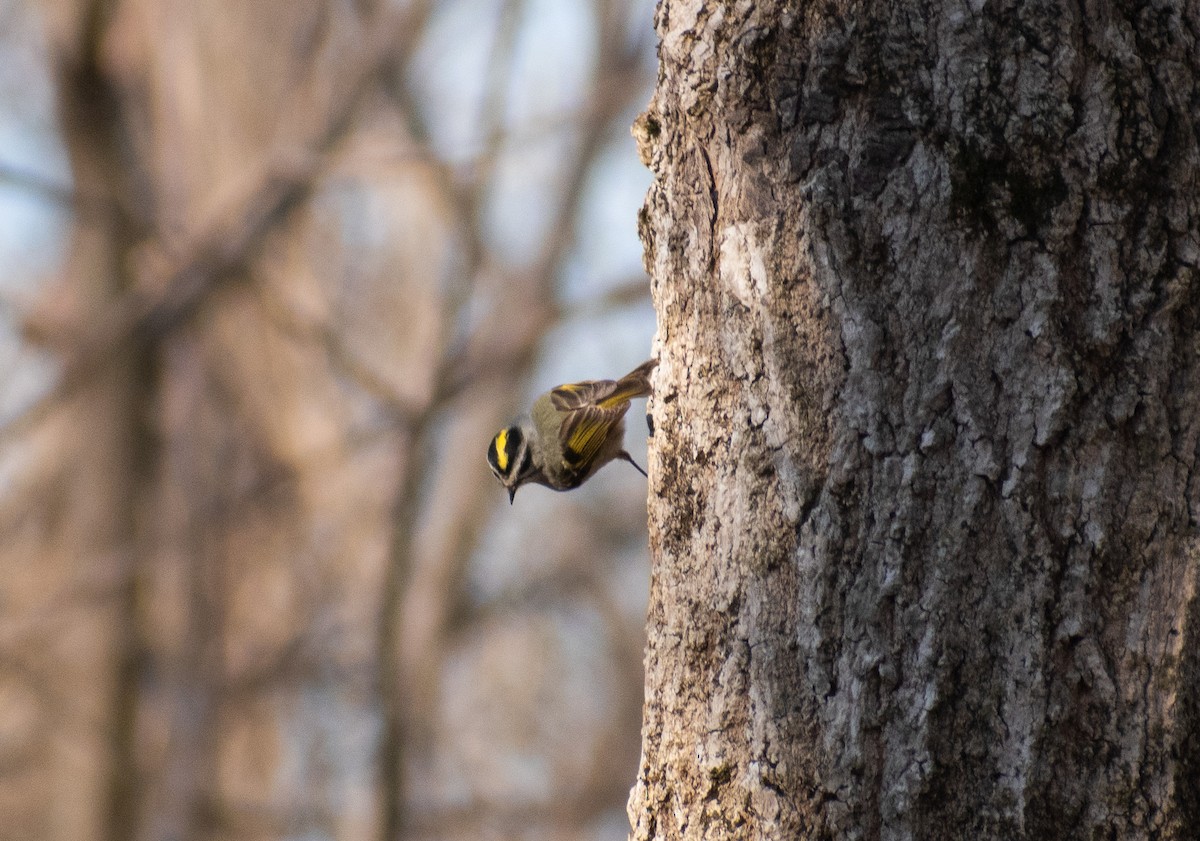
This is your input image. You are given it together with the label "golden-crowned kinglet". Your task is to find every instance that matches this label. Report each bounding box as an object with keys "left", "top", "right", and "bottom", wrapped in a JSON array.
[{"left": 487, "top": 359, "right": 657, "bottom": 503}]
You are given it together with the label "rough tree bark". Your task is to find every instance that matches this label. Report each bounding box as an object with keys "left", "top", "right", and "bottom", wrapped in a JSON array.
[{"left": 631, "top": 1, "right": 1200, "bottom": 839}]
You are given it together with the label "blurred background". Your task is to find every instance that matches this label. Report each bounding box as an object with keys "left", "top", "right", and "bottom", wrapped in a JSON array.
[{"left": 0, "top": 1, "right": 657, "bottom": 840}]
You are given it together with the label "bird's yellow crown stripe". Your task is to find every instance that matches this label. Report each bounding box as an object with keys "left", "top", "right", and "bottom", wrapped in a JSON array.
[{"left": 495, "top": 429, "right": 509, "bottom": 471}]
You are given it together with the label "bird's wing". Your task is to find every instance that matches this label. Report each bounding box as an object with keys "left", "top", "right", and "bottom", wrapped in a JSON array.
[
  {"left": 551, "top": 378, "right": 614, "bottom": 410},
  {"left": 550, "top": 379, "right": 631, "bottom": 473}
]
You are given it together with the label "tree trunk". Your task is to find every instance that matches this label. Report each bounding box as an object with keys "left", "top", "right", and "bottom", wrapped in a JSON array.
[{"left": 631, "top": 0, "right": 1200, "bottom": 838}]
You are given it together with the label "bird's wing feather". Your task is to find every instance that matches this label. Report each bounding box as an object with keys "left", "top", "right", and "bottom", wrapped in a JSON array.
[
  {"left": 551, "top": 380, "right": 628, "bottom": 472},
  {"left": 559, "top": 406, "right": 624, "bottom": 469},
  {"left": 550, "top": 379, "right": 615, "bottom": 410},
  {"left": 550, "top": 361, "right": 654, "bottom": 475}
]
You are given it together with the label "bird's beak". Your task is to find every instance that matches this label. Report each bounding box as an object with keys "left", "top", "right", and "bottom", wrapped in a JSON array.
[{"left": 508, "top": 486, "right": 516, "bottom": 505}]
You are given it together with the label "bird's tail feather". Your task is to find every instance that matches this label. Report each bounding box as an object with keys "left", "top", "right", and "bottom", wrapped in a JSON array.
[{"left": 598, "top": 358, "right": 657, "bottom": 408}]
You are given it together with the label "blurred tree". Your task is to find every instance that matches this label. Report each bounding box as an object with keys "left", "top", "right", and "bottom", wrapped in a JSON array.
[
  {"left": 632, "top": 0, "right": 1199, "bottom": 838},
  {"left": 0, "top": 0, "right": 654, "bottom": 840}
]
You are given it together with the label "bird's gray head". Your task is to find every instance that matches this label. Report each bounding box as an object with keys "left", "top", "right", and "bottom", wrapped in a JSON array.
[{"left": 487, "top": 424, "right": 537, "bottom": 503}]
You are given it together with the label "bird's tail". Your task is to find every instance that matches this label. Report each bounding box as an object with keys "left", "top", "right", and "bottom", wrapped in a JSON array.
[{"left": 598, "top": 358, "right": 657, "bottom": 408}]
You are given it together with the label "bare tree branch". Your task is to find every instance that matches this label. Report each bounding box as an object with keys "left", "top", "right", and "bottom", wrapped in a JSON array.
[
  {"left": 0, "top": 159, "right": 84, "bottom": 209},
  {"left": 0, "top": 0, "right": 432, "bottom": 453}
]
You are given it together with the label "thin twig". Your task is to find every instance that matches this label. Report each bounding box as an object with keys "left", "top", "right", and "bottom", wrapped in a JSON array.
[{"left": 0, "top": 160, "right": 88, "bottom": 210}]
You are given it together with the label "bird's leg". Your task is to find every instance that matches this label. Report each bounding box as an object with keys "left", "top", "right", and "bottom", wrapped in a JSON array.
[{"left": 618, "top": 450, "right": 648, "bottom": 478}]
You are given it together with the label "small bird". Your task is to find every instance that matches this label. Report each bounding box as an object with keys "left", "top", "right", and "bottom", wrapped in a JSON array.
[{"left": 487, "top": 359, "right": 657, "bottom": 503}]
